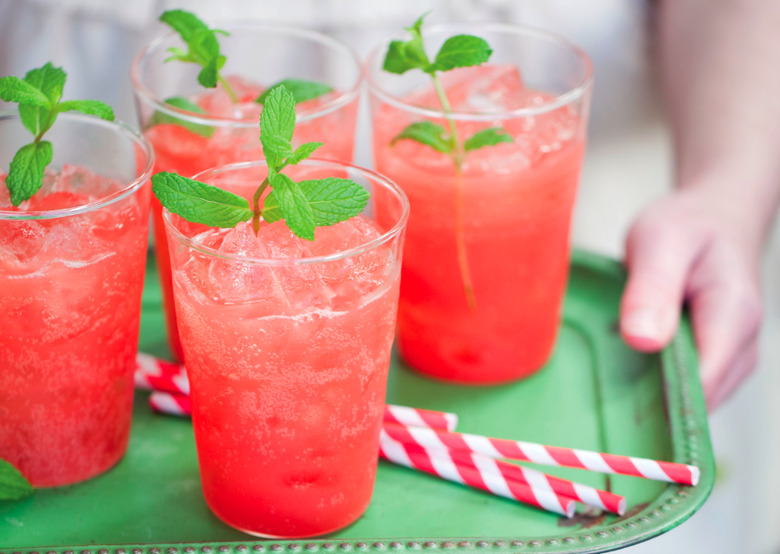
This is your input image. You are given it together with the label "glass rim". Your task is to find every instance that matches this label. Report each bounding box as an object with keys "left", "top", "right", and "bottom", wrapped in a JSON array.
[
  {"left": 163, "top": 159, "right": 410, "bottom": 267},
  {"left": 131, "top": 21, "right": 364, "bottom": 128},
  {"left": 365, "top": 22, "right": 594, "bottom": 121},
  {"left": 0, "top": 111, "right": 154, "bottom": 221}
]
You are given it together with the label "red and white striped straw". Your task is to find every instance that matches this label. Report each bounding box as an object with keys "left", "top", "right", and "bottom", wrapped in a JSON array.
[
  {"left": 383, "top": 404, "right": 458, "bottom": 432},
  {"left": 135, "top": 353, "right": 189, "bottom": 395},
  {"left": 440, "top": 444, "right": 625, "bottom": 515},
  {"left": 144, "top": 389, "right": 458, "bottom": 434},
  {"left": 379, "top": 432, "right": 575, "bottom": 518},
  {"left": 149, "top": 391, "right": 191, "bottom": 417},
  {"left": 382, "top": 422, "right": 699, "bottom": 487}
]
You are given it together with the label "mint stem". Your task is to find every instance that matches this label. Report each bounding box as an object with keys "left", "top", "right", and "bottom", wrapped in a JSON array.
[
  {"left": 251, "top": 176, "right": 270, "bottom": 233},
  {"left": 454, "top": 170, "right": 476, "bottom": 310},
  {"left": 218, "top": 75, "right": 239, "bottom": 104},
  {"left": 431, "top": 73, "right": 463, "bottom": 167},
  {"left": 431, "top": 72, "right": 475, "bottom": 310}
]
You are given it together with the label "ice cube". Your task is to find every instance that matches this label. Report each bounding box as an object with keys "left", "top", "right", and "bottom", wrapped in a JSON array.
[
  {"left": 203, "top": 222, "right": 332, "bottom": 314},
  {"left": 56, "top": 164, "right": 123, "bottom": 199},
  {"left": 0, "top": 219, "right": 46, "bottom": 266},
  {"left": 194, "top": 74, "right": 264, "bottom": 118},
  {"left": 305, "top": 216, "right": 390, "bottom": 306},
  {"left": 256, "top": 222, "right": 333, "bottom": 312},
  {"left": 406, "top": 64, "right": 526, "bottom": 113},
  {"left": 205, "top": 222, "right": 284, "bottom": 307},
  {"left": 39, "top": 222, "right": 88, "bottom": 262}
]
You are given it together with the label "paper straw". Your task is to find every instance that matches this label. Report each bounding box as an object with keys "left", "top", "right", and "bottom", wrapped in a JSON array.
[
  {"left": 382, "top": 422, "right": 700, "bottom": 486},
  {"left": 149, "top": 391, "right": 191, "bottom": 416},
  {"left": 436, "top": 444, "right": 625, "bottom": 515},
  {"left": 134, "top": 353, "right": 189, "bottom": 395},
  {"left": 383, "top": 404, "right": 458, "bottom": 432},
  {"left": 379, "top": 432, "right": 575, "bottom": 517}
]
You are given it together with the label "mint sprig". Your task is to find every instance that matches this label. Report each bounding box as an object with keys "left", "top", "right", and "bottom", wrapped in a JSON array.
[
  {"left": 256, "top": 79, "right": 333, "bottom": 105},
  {"left": 151, "top": 84, "right": 368, "bottom": 241},
  {"left": 383, "top": 14, "right": 512, "bottom": 163},
  {"left": 382, "top": 14, "right": 511, "bottom": 310},
  {"left": 159, "top": 10, "right": 238, "bottom": 103},
  {"left": 0, "top": 62, "right": 115, "bottom": 206},
  {"left": 0, "top": 458, "right": 34, "bottom": 502}
]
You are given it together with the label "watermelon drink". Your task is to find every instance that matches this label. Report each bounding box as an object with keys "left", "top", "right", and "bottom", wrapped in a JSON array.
[
  {"left": 0, "top": 112, "right": 153, "bottom": 487},
  {"left": 163, "top": 160, "right": 408, "bottom": 537},
  {"left": 368, "top": 24, "right": 592, "bottom": 383},
  {"left": 131, "top": 22, "right": 361, "bottom": 360}
]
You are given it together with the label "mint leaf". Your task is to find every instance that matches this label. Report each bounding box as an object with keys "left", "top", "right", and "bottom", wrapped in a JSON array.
[
  {"left": 262, "top": 135, "right": 294, "bottom": 159},
  {"left": 23, "top": 62, "right": 66, "bottom": 105},
  {"left": 383, "top": 38, "right": 430, "bottom": 75},
  {"left": 463, "top": 127, "right": 513, "bottom": 152},
  {"left": 197, "top": 56, "right": 221, "bottom": 88},
  {"left": 149, "top": 96, "right": 215, "bottom": 138},
  {"left": 268, "top": 171, "right": 315, "bottom": 240},
  {"left": 57, "top": 100, "right": 115, "bottom": 121},
  {"left": 0, "top": 76, "right": 50, "bottom": 107},
  {"left": 0, "top": 459, "right": 33, "bottom": 502},
  {"left": 263, "top": 177, "right": 368, "bottom": 227},
  {"left": 260, "top": 86, "right": 296, "bottom": 142},
  {"left": 16, "top": 63, "right": 67, "bottom": 136},
  {"left": 391, "top": 121, "right": 452, "bottom": 153},
  {"left": 6, "top": 141, "right": 53, "bottom": 206},
  {"left": 160, "top": 10, "right": 230, "bottom": 91},
  {"left": 260, "top": 85, "right": 296, "bottom": 168},
  {"left": 151, "top": 172, "right": 252, "bottom": 228},
  {"left": 160, "top": 10, "right": 210, "bottom": 45},
  {"left": 287, "top": 142, "right": 322, "bottom": 165},
  {"left": 432, "top": 35, "right": 492, "bottom": 72},
  {"left": 299, "top": 178, "right": 369, "bottom": 226},
  {"left": 383, "top": 13, "right": 431, "bottom": 74},
  {"left": 256, "top": 79, "right": 333, "bottom": 105}
]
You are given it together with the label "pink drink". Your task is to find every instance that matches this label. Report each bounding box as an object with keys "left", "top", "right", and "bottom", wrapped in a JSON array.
[
  {"left": 132, "top": 24, "right": 362, "bottom": 361},
  {"left": 0, "top": 114, "right": 152, "bottom": 486},
  {"left": 369, "top": 29, "right": 593, "bottom": 384},
  {"left": 164, "top": 161, "right": 407, "bottom": 537}
]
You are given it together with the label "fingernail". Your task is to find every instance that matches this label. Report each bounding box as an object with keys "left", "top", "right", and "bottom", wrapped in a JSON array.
[{"left": 622, "top": 309, "right": 661, "bottom": 341}]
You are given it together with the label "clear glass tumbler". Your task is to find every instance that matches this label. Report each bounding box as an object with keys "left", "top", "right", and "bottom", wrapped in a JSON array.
[
  {"left": 164, "top": 160, "right": 408, "bottom": 538},
  {"left": 0, "top": 112, "right": 153, "bottom": 487},
  {"left": 367, "top": 23, "right": 593, "bottom": 384},
  {"left": 132, "top": 22, "right": 362, "bottom": 361}
]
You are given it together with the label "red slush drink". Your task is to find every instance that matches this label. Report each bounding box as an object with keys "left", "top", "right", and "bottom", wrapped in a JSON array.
[
  {"left": 0, "top": 114, "right": 152, "bottom": 486},
  {"left": 369, "top": 28, "right": 593, "bottom": 384},
  {"left": 164, "top": 161, "right": 408, "bottom": 537},
  {"left": 132, "top": 24, "right": 361, "bottom": 361}
]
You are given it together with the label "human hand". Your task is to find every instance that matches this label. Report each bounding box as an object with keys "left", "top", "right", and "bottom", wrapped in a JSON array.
[{"left": 619, "top": 187, "right": 764, "bottom": 410}]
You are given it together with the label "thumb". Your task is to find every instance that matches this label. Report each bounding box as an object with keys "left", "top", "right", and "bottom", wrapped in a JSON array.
[{"left": 620, "top": 219, "right": 703, "bottom": 352}]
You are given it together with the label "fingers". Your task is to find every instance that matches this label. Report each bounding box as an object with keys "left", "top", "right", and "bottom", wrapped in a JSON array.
[
  {"left": 686, "top": 273, "right": 762, "bottom": 411},
  {"left": 620, "top": 192, "right": 765, "bottom": 410},
  {"left": 704, "top": 343, "right": 758, "bottom": 411},
  {"left": 620, "top": 215, "right": 704, "bottom": 352}
]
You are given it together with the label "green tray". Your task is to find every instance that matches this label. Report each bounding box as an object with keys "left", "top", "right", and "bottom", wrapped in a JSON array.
[{"left": 0, "top": 250, "right": 714, "bottom": 553}]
